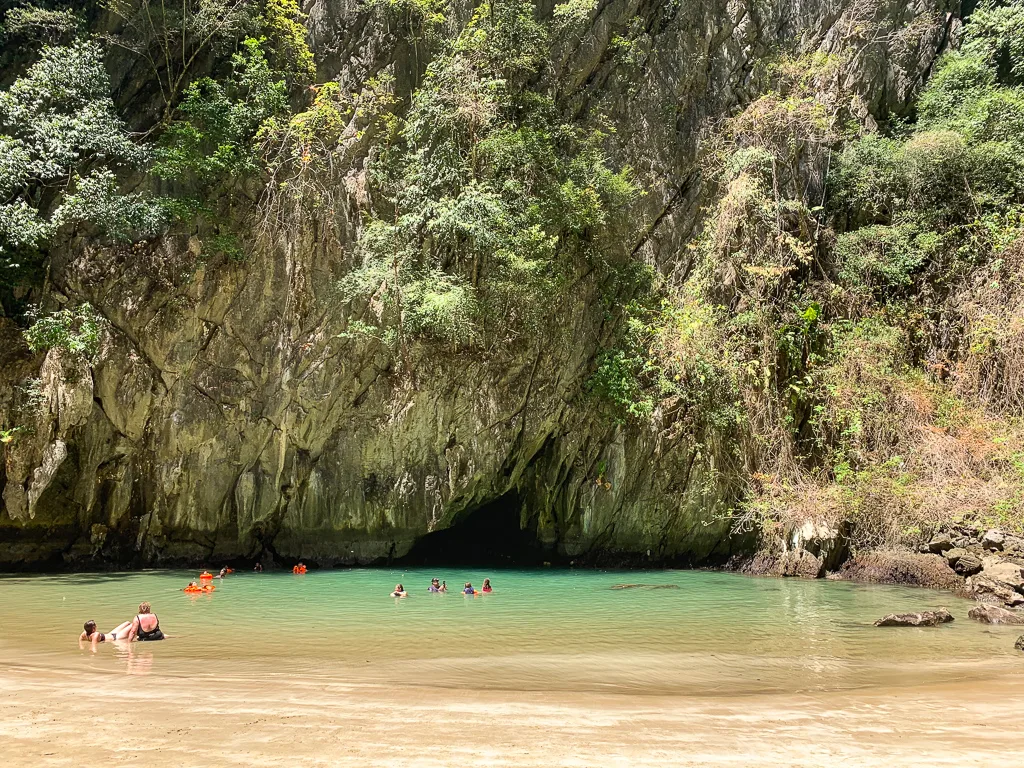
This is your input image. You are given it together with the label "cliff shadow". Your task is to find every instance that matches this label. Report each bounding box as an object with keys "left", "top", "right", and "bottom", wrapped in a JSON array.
[{"left": 398, "top": 491, "right": 552, "bottom": 567}]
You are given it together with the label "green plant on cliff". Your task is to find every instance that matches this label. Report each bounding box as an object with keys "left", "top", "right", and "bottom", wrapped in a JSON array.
[
  {"left": 744, "top": 4, "right": 1024, "bottom": 548},
  {"left": 0, "top": 39, "right": 166, "bottom": 286},
  {"left": 101, "top": 0, "right": 261, "bottom": 122},
  {"left": 23, "top": 302, "right": 103, "bottom": 359},
  {"left": 591, "top": 6, "right": 1024, "bottom": 552},
  {"left": 153, "top": 38, "right": 290, "bottom": 183},
  {"left": 341, "top": 0, "right": 638, "bottom": 360}
]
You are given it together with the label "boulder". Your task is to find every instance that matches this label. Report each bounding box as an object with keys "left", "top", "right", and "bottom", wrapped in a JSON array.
[
  {"left": 1016, "top": 636, "right": 1024, "bottom": 652},
  {"left": 953, "top": 552, "right": 984, "bottom": 576},
  {"left": 982, "top": 530, "right": 1005, "bottom": 551},
  {"left": 981, "top": 559, "right": 1024, "bottom": 592},
  {"left": 967, "top": 575, "right": 1024, "bottom": 607},
  {"left": 952, "top": 536, "right": 972, "bottom": 549},
  {"left": 944, "top": 547, "right": 967, "bottom": 566},
  {"left": 1004, "top": 535, "right": 1024, "bottom": 556},
  {"left": 779, "top": 549, "right": 824, "bottom": 578},
  {"left": 874, "top": 609, "right": 954, "bottom": 627},
  {"left": 927, "top": 533, "right": 953, "bottom": 554},
  {"left": 967, "top": 605, "right": 1024, "bottom": 625}
]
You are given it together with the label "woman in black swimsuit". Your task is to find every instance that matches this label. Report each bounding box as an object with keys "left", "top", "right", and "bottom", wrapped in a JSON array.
[{"left": 129, "top": 602, "right": 165, "bottom": 641}]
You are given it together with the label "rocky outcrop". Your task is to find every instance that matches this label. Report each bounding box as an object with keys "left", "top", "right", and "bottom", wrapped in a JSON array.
[
  {"left": 1016, "top": 636, "right": 1024, "bottom": 652},
  {"left": 0, "top": 0, "right": 962, "bottom": 568},
  {"left": 837, "top": 552, "right": 963, "bottom": 590},
  {"left": 874, "top": 609, "right": 954, "bottom": 627},
  {"left": 967, "top": 576, "right": 1024, "bottom": 608}
]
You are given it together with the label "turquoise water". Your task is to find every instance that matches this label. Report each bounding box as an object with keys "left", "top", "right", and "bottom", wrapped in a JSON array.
[{"left": 1, "top": 568, "right": 1021, "bottom": 694}]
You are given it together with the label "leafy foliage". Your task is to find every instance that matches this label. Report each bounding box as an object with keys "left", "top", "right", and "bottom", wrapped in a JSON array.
[
  {"left": 0, "top": 40, "right": 165, "bottom": 281},
  {"left": 344, "top": 1, "right": 638, "bottom": 355},
  {"left": 153, "top": 38, "right": 289, "bottom": 183},
  {"left": 24, "top": 302, "right": 104, "bottom": 359}
]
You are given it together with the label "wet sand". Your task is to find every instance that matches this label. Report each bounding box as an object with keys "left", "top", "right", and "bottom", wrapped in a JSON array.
[{"left": 3, "top": 662, "right": 1022, "bottom": 767}]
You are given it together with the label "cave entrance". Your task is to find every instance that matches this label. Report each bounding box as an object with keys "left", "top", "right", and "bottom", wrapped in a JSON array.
[{"left": 400, "top": 491, "right": 550, "bottom": 566}]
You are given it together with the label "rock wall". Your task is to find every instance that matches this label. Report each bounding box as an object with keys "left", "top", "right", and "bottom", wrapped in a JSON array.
[{"left": 0, "top": 0, "right": 960, "bottom": 568}]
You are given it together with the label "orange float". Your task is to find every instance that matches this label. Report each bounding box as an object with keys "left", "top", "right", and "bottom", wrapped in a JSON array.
[
  {"left": 184, "top": 584, "right": 215, "bottom": 593},
  {"left": 199, "top": 571, "right": 213, "bottom": 580},
  {"left": 292, "top": 565, "right": 307, "bottom": 574}
]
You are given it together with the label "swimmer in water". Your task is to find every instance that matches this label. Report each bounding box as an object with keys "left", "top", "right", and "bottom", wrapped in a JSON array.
[
  {"left": 254, "top": 562, "right": 263, "bottom": 572},
  {"left": 481, "top": 578, "right": 492, "bottom": 593},
  {"left": 391, "top": 583, "right": 407, "bottom": 598},
  {"left": 80, "top": 619, "right": 134, "bottom": 646},
  {"left": 428, "top": 578, "right": 440, "bottom": 593},
  {"left": 463, "top": 582, "right": 475, "bottom": 595},
  {"left": 218, "top": 567, "right": 228, "bottom": 578}
]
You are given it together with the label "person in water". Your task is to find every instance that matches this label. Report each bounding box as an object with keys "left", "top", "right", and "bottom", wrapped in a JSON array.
[
  {"left": 481, "top": 578, "right": 492, "bottom": 593},
  {"left": 128, "top": 602, "right": 164, "bottom": 641},
  {"left": 218, "top": 567, "right": 228, "bottom": 578},
  {"left": 428, "top": 578, "right": 440, "bottom": 593},
  {"left": 80, "top": 619, "right": 133, "bottom": 645},
  {"left": 391, "top": 583, "right": 407, "bottom": 598},
  {"left": 254, "top": 562, "right": 263, "bottom": 572},
  {"left": 463, "top": 582, "right": 475, "bottom": 595},
  {"left": 439, "top": 580, "right": 447, "bottom": 593}
]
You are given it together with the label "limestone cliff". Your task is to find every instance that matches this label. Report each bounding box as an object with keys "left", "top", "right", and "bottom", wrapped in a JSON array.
[{"left": 0, "top": 0, "right": 959, "bottom": 568}]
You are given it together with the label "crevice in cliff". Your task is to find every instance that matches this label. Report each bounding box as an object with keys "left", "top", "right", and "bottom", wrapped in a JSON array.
[{"left": 398, "top": 490, "right": 553, "bottom": 567}]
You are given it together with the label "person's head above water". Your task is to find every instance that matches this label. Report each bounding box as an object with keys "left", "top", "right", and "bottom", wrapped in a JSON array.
[
  {"left": 83, "top": 620, "right": 97, "bottom": 636},
  {"left": 139, "top": 601, "right": 152, "bottom": 614},
  {"left": 395, "top": 583, "right": 404, "bottom": 591}
]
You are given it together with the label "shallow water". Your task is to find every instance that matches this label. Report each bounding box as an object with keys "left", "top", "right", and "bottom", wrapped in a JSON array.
[{"left": 1, "top": 568, "right": 1021, "bottom": 695}]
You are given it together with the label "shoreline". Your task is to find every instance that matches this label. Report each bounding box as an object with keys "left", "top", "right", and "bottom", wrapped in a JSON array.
[{"left": 4, "top": 662, "right": 1023, "bottom": 767}]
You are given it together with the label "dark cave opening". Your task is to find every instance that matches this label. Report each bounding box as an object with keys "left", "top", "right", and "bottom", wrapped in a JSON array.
[{"left": 399, "top": 491, "right": 552, "bottom": 566}]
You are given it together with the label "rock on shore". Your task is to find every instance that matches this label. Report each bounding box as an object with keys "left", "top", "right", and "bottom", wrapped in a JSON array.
[
  {"left": 874, "top": 610, "right": 954, "bottom": 627},
  {"left": 967, "top": 605, "right": 1024, "bottom": 625},
  {"left": 838, "top": 552, "right": 962, "bottom": 590}
]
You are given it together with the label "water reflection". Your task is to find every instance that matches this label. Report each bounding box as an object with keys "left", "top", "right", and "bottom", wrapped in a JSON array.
[{"left": 113, "top": 642, "right": 154, "bottom": 676}]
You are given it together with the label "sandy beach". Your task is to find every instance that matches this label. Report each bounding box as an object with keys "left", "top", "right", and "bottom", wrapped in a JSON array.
[{"left": 3, "top": 661, "right": 1022, "bottom": 768}]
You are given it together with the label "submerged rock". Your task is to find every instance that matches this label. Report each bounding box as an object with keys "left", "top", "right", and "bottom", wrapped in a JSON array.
[
  {"left": 874, "top": 610, "right": 954, "bottom": 627},
  {"left": 610, "top": 584, "right": 680, "bottom": 590},
  {"left": 967, "top": 605, "right": 1024, "bottom": 625},
  {"left": 1016, "top": 636, "right": 1024, "bottom": 652}
]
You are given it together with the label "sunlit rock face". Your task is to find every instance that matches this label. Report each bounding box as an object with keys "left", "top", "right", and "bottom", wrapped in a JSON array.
[{"left": 0, "top": 0, "right": 959, "bottom": 568}]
